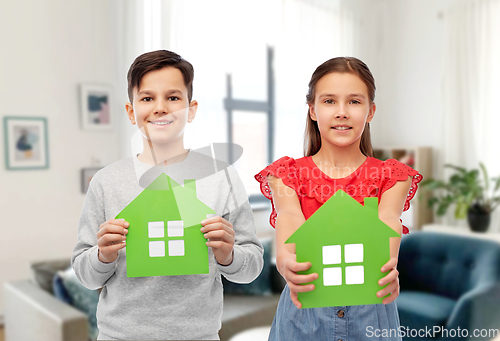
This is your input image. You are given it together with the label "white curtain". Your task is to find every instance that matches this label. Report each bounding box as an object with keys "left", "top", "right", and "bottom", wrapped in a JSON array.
[
  {"left": 111, "top": 0, "right": 175, "bottom": 160},
  {"left": 111, "top": 0, "right": 146, "bottom": 159},
  {"left": 442, "top": 0, "right": 500, "bottom": 229},
  {"left": 443, "top": 0, "right": 500, "bottom": 173}
]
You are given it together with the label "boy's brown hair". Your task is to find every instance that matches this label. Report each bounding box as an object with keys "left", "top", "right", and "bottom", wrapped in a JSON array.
[{"left": 127, "top": 50, "right": 194, "bottom": 103}]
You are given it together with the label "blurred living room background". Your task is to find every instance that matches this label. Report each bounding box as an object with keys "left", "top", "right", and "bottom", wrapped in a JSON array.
[{"left": 2, "top": 0, "right": 500, "bottom": 340}]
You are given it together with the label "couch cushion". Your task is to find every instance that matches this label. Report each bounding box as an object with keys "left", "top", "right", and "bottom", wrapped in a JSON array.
[
  {"left": 53, "top": 273, "right": 73, "bottom": 305},
  {"left": 57, "top": 267, "right": 100, "bottom": 341},
  {"left": 30, "top": 259, "right": 71, "bottom": 293},
  {"left": 398, "top": 291, "right": 456, "bottom": 332},
  {"left": 399, "top": 232, "right": 500, "bottom": 300}
]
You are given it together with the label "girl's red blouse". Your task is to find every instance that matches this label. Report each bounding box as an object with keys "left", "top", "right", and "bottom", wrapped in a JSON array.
[{"left": 254, "top": 156, "right": 423, "bottom": 235}]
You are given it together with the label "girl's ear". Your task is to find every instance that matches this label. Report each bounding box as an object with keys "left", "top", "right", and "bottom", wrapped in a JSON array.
[
  {"left": 366, "top": 102, "right": 376, "bottom": 123},
  {"left": 309, "top": 104, "right": 317, "bottom": 121},
  {"left": 188, "top": 100, "right": 198, "bottom": 123},
  {"left": 125, "top": 102, "right": 136, "bottom": 125}
]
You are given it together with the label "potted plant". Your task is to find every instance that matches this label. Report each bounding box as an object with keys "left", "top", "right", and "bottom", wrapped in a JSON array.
[{"left": 421, "top": 163, "right": 500, "bottom": 232}]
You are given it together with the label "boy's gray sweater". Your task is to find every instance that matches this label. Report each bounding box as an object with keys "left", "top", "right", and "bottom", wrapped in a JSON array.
[{"left": 71, "top": 150, "right": 264, "bottom": 340}]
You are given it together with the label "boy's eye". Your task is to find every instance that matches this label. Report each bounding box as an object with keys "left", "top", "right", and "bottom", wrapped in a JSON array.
[
  {"left": 168, "top": 96, "right": 180, "bottom": 101},
  {"left": 142, "top": 97, "right": 153, "bottom": 102},
  {"left": 350, "top": 99, "right": 361, "bottom": 104}
]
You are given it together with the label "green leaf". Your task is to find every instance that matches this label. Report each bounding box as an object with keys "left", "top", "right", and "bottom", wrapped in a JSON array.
[
  {"left": 464, "top": 191, "right": 475, "bottom": 206},
  {"left": 480, "top": 162, "right": 489, "bottom": 192},
  {"left": 427, "top": 197, "right": 439, "bottom": 208},
  {"left": 450, "top": 174, "right": 463, "bottom": 186},
  {"left": 465, "top": 170, "right": 479, "bottom": 186},
  {"left": 445, "top": 164, "right": 467, "bottom": 174},
  {"left": 493, "top": 177, "right": 500, "bottom": 193},
  {"left": 455, "top": 202, "right": 468, "bottom": 219},
  {"left": 437, "top": 202, "right": 450, "bottom": 216},
  {"left": 421, "top": 179, "right": 445, "bottom": 190},
  {"left": 420, "top": 178, "right": 434, "bottom": 186}
]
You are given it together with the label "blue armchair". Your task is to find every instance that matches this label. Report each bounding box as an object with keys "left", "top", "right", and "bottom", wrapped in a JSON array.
[{"left": 398, "top": 231, "right": 500, "bottom": 341}]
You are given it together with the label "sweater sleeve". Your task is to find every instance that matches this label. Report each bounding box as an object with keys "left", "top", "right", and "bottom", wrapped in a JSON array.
[
  {"left": 217, "top": 166, "right": 264, "bottom": 284},
  {"left": 71, "top": 175, "right": 117, "bottom": 290}
]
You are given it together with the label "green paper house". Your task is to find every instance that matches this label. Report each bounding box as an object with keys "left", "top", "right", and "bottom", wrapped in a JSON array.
[
  {"left": 286, "top": 189, "right": 400, "bottom": 309},
  {"left": 116, "top": 173, "right": 215, "bottom": 277}
]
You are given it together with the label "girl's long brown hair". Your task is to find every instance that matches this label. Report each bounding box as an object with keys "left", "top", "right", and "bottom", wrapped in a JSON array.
[{"left": 304, "top": 57, "right": 375, "bottom": 157}]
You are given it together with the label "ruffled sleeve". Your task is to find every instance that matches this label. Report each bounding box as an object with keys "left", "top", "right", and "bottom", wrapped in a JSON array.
[
  {"left": 380, "top": 159, "right": 423, "bottom": 234},
  {"left": 254, "top": 156, "right": 299, "bottom": 228}
]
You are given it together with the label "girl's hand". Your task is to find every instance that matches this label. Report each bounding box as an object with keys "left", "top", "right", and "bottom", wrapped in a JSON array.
[
  {"left": 279, "top": 252, "right": 318, "bottom": 309},
  {"left": 377, "top": 257, "right": 399, "bottom": 304},
  {"left": 97, "top": 219, "right": 129, "bottom": 263},
  {"left": 201, "top": 216, "right": 235, "bottom": 266}
]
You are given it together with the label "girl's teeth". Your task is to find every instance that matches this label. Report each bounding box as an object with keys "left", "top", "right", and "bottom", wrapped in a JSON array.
[{"left": 334, "top": 127, "right": 351, "bottom": 130}]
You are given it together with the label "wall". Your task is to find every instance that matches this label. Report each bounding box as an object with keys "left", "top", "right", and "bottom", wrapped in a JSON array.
[
  {"left": 357, "top": 0, "right": 455, "bottom": 175},
  {"left": 0, "top": 0, "right": 122, "bottom": 315},
  {"left": 339, "top": 0, "right": 454, "bottom": 167}
]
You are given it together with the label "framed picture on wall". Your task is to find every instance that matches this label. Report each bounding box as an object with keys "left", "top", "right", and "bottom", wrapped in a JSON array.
[
  {"left": 3, "top": 116, "right": 49, "bottom": 170},
  {"left": 79, "top": 84, "right": 113, "bottom": 130},
  {"left": 81, "top": 167, "right": 102, "bottom": 193}
]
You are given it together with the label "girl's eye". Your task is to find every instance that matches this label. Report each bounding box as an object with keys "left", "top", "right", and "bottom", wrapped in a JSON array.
[
  {"left": 350, "top": 99, "right": 361, "bottom": 104},
  {"left": 324, "top": 99, "right": 334, "bottom": 104}
]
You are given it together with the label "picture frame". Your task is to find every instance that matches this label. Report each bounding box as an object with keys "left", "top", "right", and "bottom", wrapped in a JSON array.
[
  {"left": 79, "top": 84, "right": 113, "bottom": 130},
  {"left": 81, "top": 167, "right": 102, "bottom": 193},
  {"left": 3, "top": 116, "right": 49, "bottom": 170}
]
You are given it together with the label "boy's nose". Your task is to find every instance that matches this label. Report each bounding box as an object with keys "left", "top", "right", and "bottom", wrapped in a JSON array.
[{"left": 154, "top": 102, "right": 169, "bottom": 114}]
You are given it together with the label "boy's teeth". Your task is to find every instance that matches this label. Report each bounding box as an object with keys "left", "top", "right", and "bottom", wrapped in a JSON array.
[{"left": 151, "top": 121, "right": 172, "bottom": 125}]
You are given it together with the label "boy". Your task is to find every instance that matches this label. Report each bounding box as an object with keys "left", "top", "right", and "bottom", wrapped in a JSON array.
[{"left": 72, "top": 50, "right": 264, "bottom": 340}]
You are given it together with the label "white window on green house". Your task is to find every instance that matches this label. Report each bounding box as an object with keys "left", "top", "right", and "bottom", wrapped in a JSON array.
[
  {"left": 167, "top": 221, "right": 184, "bottom": 256},
  {"left": 322, "top": 244, "right": 364, "bottom": 286},
  {"left": 148, "top": 220, "right": 185, "bottom": 257}
]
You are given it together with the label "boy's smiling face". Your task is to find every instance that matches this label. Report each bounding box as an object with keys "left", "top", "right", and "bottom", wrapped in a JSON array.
[{"left": 126, "top": 67, "right": 197, "bottom": 146}]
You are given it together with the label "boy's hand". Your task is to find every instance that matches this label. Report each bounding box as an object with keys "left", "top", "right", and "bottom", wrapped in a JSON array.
[
  {"left": 201, "top": 216, "right": 234, "bottom": 266},
  {"left": 377, "top": 257, "right": 399, "bottom": 304},
  {"left": 278, "top": 252, "right": 317, "bottom": 309},
  {"left": 97, "top": 219, "right": 129, "bottom": 263}
]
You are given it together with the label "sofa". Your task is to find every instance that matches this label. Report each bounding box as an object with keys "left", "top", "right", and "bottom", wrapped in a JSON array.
[
  {"left": 4, "top": 239, "right": 284, "bottom": 341},
  {"left": 398, "top": 231, "right": 500, "bottom": 341}
]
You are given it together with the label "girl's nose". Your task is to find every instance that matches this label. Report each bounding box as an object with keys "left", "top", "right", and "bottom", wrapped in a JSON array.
[{"left": 335, "top": 106, "right": 349, "bottom": 119}]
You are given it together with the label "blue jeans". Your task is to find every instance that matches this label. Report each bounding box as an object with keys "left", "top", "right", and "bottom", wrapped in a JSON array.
[{"left": 269, "top": 285, "right": 402, "bottom": 341}]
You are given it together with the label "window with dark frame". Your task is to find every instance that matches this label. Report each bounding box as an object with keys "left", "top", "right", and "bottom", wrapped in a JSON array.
[{"left": 224, "top": 47, "right": 275, "bottom": 204}]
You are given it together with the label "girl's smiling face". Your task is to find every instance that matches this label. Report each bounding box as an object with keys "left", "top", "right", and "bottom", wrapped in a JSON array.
[
  {"left": 309, "top": 72, "right": 375, "bottom": 150},
  {"left": 126, "top": 66, "right": 197, "bottom": 145}
]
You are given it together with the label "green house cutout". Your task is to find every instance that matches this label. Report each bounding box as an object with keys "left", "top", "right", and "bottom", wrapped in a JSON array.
[
  {"left": 116, "top": 173, "right": 215, "bottom": 277},
  {"left": 286, "top": 190, "right": 400, "bottom": 309}
]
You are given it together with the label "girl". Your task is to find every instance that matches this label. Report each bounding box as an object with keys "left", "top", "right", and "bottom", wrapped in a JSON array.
[{"left": 255, "top": 57, "right": 422, "bottom": 341}]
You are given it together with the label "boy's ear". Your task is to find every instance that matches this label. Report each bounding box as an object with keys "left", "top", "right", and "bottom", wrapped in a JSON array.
[
  {"left": 187, "top": 100, "right": 198, "bottom": 123},
  {"left": 125, "top": 102, "right": 136, "bottom": 125},
  {"left": 309, "top": 104, "right": 317, "bottom": 121},
  {"left": 366, "top": 102, "right": 376, "bottom": 123}
]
